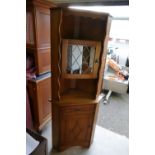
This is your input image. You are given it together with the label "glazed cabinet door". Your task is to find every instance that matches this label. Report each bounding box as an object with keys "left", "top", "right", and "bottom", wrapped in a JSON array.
[{"left": 62, "top": 39, "right": 101, "bottom": 79}]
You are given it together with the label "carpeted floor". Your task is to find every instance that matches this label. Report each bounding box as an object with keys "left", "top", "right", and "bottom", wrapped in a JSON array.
[{"left": 97, "top": 92, "right": 129, "bottom": 137}]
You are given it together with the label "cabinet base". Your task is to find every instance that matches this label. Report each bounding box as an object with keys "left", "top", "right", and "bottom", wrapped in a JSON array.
[{"left": 52, "top": 102, "right": 99, "bottom": 152}]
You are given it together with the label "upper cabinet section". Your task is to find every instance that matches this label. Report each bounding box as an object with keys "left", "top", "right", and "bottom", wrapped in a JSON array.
[
  {"left": 50, "top": 8, "right": 112, "bottom": 79},
  {"left": 60, "top": 10, "right": 109, "bottom": 41},
  {"left": 50, "top": 8, "right": 112, "bottom": 99},
  {"left": 26, "top": 0, "right": 56, "bottom": 49},
  {"left": 26, "top": 0, "right": 56, "bottom": 75}
]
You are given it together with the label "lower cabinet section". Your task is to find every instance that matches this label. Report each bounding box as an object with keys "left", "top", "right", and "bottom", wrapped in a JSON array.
[
  {"left": 27, "top": 72, "right": 52, "bottom": 131},
  {"left": 52, "top": 103, "right": 99, "bottom": 151}
]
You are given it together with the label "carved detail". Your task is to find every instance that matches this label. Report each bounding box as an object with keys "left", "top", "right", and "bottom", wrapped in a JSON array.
[
  {"left": 70, "top": 120, "right": 82, "bottom": 140},
  {"left": 58, "top": 10, "right": 63, "bottom": 100}
]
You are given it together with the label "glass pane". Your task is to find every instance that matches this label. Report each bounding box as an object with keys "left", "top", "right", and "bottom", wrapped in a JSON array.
[{"left": 67, "top": 44, "right": 95, "bottom": 74}]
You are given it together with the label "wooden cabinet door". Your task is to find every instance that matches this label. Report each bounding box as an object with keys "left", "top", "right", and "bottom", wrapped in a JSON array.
[
  {"left": 35, "top": 7, "right": 50, "bottom": 49},
  {"left": 59, "top": 105, "right": 95, "bottom": 149},
  {"left": 35, "top": 6, "right": 51, "bottom": 74},
  {"left": 27, "top": 81, "right": 39, "bottom": 128},
  {"left": 27, "top": 75, "right": 52, "bottom": 131},
  {"left": 60, "top": 114, "right": 93, "bottom": 147},
  {"left": 37, "top": 76, "right": 51, "bottom": 127},
  {"left": 36, "top": 48, "right": 51, "bottom": 74},
  {"left": 26, "top": 11, "right": 35, "bottom": 47}
]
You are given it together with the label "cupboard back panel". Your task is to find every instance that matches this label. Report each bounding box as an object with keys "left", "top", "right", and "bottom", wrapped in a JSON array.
[
  {"left": 76, "top": 79, "right": 97, "bottom": 96},
  {"left": 61, "top": 14, "right": 107, "bottom": 41},
  {"left": 79, "top": 17, "right": 106, "bottom": 41},
  {"left": 60, "top": 79, "right": 97, "bottom": 97}
]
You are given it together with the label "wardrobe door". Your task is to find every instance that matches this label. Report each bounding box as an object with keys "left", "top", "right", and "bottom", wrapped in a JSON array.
[
  {"left": 35, "top": 6, "right": 51, "bottom": 74},
  {"left": 37, "top": 76, "right": 51, "bottom": 129},
  {"left": 27, "top": 74, "right": 52, "bottom": 131}
]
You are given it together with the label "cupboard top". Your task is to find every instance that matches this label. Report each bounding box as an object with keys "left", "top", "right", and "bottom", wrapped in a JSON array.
[{"left": 51, "top": 7, "right": 111, "bottom": 20}]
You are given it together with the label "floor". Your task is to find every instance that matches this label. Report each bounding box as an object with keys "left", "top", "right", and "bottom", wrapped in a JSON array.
[{"left": 97, "top": 92, "right": 129, "bottom": 137}]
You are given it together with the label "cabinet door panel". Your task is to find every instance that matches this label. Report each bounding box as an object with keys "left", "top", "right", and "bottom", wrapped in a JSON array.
[
  {"left": 37, "top": 77, "right": 51, "bottom": 123},
  {"left": 36, "top": 7, "right": 50, "bottom": 49},
  {"left": 61, "top": 104, "right": 95, "bottom": 116},
  {"left": 37, "top": 48, "right": 51, "bottom": 74},
  {"left": 26, "top": 11, "right": 35, "bottom": 46},
  {"left": 27, "top": 81, "right": 39, "bottom": 127},
  {"left": 60, "top": 113, "right": 93, "bottom": 146}
]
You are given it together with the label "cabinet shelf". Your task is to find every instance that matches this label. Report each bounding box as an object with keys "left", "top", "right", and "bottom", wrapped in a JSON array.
[
  {"left": 61, "top": 89, "right": 94, "bottom": 101},
  {"left": 62, "top": 74, "right": 97, "bottom": 79},
  {"left": 56, "top": 89, "right": 103, "bottom": 105}
]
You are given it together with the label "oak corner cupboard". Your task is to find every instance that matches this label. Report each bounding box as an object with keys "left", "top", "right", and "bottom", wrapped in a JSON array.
[{"left": 50, "top": 8, "right": 112, "bottom": 151}]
